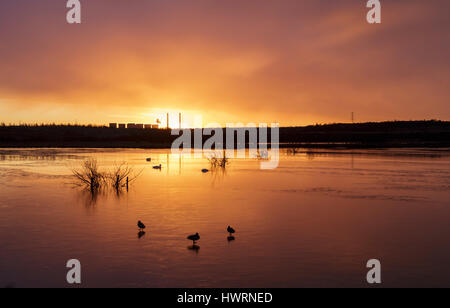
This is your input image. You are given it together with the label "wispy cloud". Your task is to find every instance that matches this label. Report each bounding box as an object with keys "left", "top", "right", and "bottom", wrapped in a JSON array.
[{"left": 0, "top": 0, "right": 449, "bottom": 125}]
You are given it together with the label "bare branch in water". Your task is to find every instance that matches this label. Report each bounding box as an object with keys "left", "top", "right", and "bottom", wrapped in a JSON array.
[
  {"left": 287, "top": 148, "right": 301, "bottom": 155},
  {"left": 207, "top": 150, "right": 230, "bottom": 169},
  {"left": 71, "top": 158, "right": 106, "bottom": 190},
  {"left": 71, "top": 159, "right": 143, "bottom": 191},
  {"left": 256, "top": 149, "right": 269, "bottom": 160},
  {"left": 107, "top": 162, "right": 143, "bottom": 189}
]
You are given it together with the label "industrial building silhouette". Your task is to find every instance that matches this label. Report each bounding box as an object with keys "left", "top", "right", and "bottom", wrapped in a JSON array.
[{"left": 109, "top": 113, "right": 182, "bottom": 130}]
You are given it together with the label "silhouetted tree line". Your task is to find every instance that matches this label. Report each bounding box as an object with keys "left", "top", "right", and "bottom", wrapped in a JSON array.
[
  {"left": 279, "top": 120, "right": 450, "bottom": 145},
  {"left": 0, "top": 120, "right": 448, "bottom": 148}
]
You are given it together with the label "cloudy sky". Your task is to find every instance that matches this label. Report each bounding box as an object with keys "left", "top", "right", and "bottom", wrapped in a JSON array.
[{"left": 0, "top": 0, "right": 449, "bottom": 126}]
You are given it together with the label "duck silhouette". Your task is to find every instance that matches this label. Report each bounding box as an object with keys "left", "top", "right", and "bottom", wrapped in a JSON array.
[
  {"left": 227, "top": 226, "right": 236, "bottom": 236},
  {"left": 137, "top": 220, "right": 146, "bottom": 231},
  {"left": 146, "top": 158, "right": 152, "bottom": 162},
  {"left": 201, "top": 169, "right": 209, "bottom": 173},
  {"left": 153, "top": 164, "right": 162, "bottom": 170},
  {"left": 187, "top": 233, "right": 200, "bottom": 244}
]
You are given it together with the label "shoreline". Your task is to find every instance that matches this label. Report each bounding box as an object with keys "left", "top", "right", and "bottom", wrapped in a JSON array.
[
  {"left": 1, "top": 121, "right": 449, "bottom": 150},
  {"left": 0, "top": 141, "right": 449, "bottom": 150}
]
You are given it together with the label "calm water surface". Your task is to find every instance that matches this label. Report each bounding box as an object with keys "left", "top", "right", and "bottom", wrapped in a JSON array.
[{"left": 0, "top": 148, "right": 449, "bottom": 288}]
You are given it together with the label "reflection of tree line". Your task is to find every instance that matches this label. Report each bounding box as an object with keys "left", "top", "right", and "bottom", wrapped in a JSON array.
[
  {"left": 285, "top": 148, "right": 443, "bottom": 159},
  {"left": 0, "top": 154, "right": 82, "bottom": 161}
]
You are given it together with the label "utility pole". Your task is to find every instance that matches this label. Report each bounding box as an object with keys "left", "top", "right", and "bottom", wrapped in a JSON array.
[
  {"left": 167, "top": 113, "right": 169, "bottom": 129},
  {"left": 351, "top": 112, "right": 354, "bottom": 123},
  {"left": 179, "top": 113, "right": 182, "bottom": 129}
]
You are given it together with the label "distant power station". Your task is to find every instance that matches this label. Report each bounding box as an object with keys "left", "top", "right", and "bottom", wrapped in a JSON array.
[
  {"left": 109, "top": 123, "right": 159, "bottom": 129},
  {"left": 109, "top": 113, "right": 182, "bottom": 129}
]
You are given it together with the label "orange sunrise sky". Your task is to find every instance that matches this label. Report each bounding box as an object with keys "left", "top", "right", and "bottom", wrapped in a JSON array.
[{"left": 0, "top": 0, "right": 449, "bottom": 127}]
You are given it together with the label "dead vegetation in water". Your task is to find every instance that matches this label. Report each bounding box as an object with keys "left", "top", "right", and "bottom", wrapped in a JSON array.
[
  {"left": 71, "top": 159, "right": 142, "bottom": 191},
  {"left": 108, "top": 162, "right": 143, "bottom": 189},
  {"left": 71, "top": 158, "right": 106, "bottom": 190},
  {"left": 287, "top": 148, "right": 301, "bottom": 155},
  {"left": 255, "top": 149, "right": 269, "bottom": 160},
  {"left": 207, "top": 151, "right": 230, "bottom": 169}
]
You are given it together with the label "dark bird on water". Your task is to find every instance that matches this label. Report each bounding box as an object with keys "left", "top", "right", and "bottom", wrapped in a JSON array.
[
  {"left": 187, "top": 233, "right": 200, "bottom": 243},
  {"left": 137, "top": 220, "right": 146, "bottom": 230},
  {"left": 227, "top": 226, "right": 235, "bottom": 236},
  {"left": 153, "top": 164, "right": 162, "bottom": 170}
]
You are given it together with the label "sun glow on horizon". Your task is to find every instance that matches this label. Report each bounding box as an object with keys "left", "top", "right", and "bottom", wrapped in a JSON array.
[{"left": 141, "top": 110, "right": 204, "bottom": 129}]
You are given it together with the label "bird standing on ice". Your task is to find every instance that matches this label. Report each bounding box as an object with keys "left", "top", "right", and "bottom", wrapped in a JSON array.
[
  {"left": 227, "top": 226, "right": 235, "bottom": 236},
  {"left": 187, "top": 233, "right": 200, "bottom": 244},
  {"left": 137, "top": 221, "right": 146, "bottom": 230}
]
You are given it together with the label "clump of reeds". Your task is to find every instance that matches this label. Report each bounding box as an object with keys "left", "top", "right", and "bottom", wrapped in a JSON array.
[
  {"left": 256, "top": 149, "right": 269, "bottom": 160},
  {"left": 71, "top": 158, "right": 106, "bottom": 191},
  {"left": 71, "top": 159, "right": 142, "bottom": 192},
  {"left": 107, "top": 162, "right": 142, "bottom": 190},
  {"left": 287, "top": 148, "right": 301, "bottom": 155},
  {"left": 207, "top": 151, "right": 229, "bottom": 169}
]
